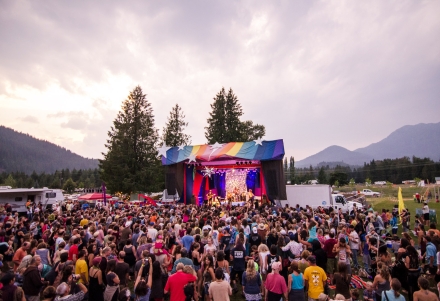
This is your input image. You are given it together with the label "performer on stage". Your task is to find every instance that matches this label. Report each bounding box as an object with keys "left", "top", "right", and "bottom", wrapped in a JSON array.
[
  {"left": 248, "top": 188, "right": 257, "bottom": 209},
  {"left": 206, "top": 190, "right": 214, "bottom": 206}
]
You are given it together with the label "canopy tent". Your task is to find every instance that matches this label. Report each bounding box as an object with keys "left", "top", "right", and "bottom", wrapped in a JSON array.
[
  {"left": 78, "top": 193, "right": 112, "bottom": 200},
  {"left": 159, "top": 139, "right": 287, "bottom": 205},
  {"left": 161, "top": 140, "right": 285, "bottom": 165}
]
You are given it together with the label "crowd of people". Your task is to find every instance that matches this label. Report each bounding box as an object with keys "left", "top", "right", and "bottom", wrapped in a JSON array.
[{"left": 0, "top": 197, "right": 439, "bottom": 301}]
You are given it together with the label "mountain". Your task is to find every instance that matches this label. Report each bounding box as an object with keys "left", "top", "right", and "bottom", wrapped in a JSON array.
[
  {"left": 297, "top": 122, "right": 440, "bottom": 167},
  {"left": 354, "top": 122, "right": 440, "bottom": 161},
  {"left": 296, "top": 145, "right": 373, "bottom": 168},
  {"left": 0, "top": 125, "right": 99, "bottom": 174}
]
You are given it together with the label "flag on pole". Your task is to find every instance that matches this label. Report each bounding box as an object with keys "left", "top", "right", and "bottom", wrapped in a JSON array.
[
  {"left": 398, "top": 187, "right": 405, "bottom": 220},
  {"left": 102, "top": 182, "right": 107, "bottom": 205}
]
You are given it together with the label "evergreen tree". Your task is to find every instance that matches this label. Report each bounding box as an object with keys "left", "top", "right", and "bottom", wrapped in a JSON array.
[
  {"left": 205, "top": 87, "right": 265, "bottom": 143},
  {"left": 162, "top": 104, "right": 191, "bottom": 147},
  {"left": 99, "top": 86, "right": 161, "bottom": 193},
  {"left": 317, "top": 167, "right": 327, "bottom": 184},
  {"left": 289, "top": 156, "right": 295, "bottom": 184},
  {"left": 205, "top": 88, "right": 227, "bottom": 144},
  {"left": 240, "top": 120, "right": 265, "bottom": 141},
  {"left": 224, "top": 88, "right": 243, "bottom": 142}
]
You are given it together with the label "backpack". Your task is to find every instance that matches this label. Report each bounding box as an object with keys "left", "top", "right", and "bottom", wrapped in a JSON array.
[{"left": 229, "top": 227, "right": 238, "bottom": 246}]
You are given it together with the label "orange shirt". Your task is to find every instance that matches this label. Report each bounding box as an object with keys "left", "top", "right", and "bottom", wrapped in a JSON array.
[
  {"left": 13, "top": 248, "right": 27, "bottom": 271},
  {"left": 150, "top": 215, "right": 157, "bottom": 223}
]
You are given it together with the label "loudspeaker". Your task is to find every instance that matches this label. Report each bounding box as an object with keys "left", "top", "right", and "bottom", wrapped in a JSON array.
[
  {"left": 266, "top": 169, "right": 278, "bottom": 198},
  {"left": 166, "top": 173, "right": 177, "bottom": 195}
]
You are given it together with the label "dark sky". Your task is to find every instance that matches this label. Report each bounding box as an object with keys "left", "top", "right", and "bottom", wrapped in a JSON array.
[{"left": 0, "top": 1, "right": 439, "bottom": 159}]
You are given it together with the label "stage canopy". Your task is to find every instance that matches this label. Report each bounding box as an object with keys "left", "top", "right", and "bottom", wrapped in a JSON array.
[
  {"left": 158, "top": 139, "right": 287, "bottom": 204},
  {"left": 160, "top": 139, "right": 285, "bottom": 165}
]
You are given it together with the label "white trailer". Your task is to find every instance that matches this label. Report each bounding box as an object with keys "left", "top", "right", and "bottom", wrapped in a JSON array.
[
  {"left": 0, "top": 186, "right": 64, "bottom": 213},
  {"left": 280, "top": 185, "right": 363, "bottom": 213}
]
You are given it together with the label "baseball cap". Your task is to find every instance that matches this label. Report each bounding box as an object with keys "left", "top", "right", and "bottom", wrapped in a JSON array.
[
  {"left": 252, "top": 227, "right": 258, "bottom": 234},
  {"left": 307, "top": 255, "right": 316, "bottom": 263},
  {"left": 280, "top": 229, "right": 286, "bottom": 235}
]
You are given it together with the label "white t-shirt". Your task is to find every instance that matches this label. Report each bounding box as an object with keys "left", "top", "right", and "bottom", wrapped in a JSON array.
[
  {"left": 423, "top": 205, "right": 429, "bottom": 214},
  {"left": 349, "top": 231, "right": 360, "bottom": 250}
]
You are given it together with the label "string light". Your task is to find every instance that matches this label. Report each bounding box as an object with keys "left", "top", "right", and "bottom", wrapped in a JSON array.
[{"left": 225, "top": 169, "right": 247, "bottom": 194}]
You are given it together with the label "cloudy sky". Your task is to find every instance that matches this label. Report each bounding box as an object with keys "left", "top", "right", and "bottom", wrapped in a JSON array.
[{"left": 0, "top": 0, "right": 439, "bottom": 161}]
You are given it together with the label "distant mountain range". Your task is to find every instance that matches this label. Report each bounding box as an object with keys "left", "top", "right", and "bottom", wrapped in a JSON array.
[
  {"left": 0, "top": 126, "right": 99, "bottom": 174},
  {"left": 296, "top": 122, "right": 440, "bottom": 168}
]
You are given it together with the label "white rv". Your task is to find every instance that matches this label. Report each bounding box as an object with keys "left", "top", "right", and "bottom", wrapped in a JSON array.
[{"left": 0, "top": 186, "right": 64, "bottom": 213}]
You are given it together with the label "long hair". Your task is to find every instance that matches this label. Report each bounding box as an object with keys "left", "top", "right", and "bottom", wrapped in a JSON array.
[
  {"left": 406, "top": 246, "right": 419, "bottom": 267},
  {"left": 379, "top": 265, "right": 390, "bottom": 280},
  {"left": 390, "top": 278, "right": 401, "bottom": 298},
  {"left": 106, "top": 259, "right": 117, "bottom": 274},
  {"left": 337, "top": 262, "right": 349, "bottom": 282},
  {"left": 205, "top": 255, "right": 214, "bottom": 269},
  {"left": 246, "top": 259, "right": 257, "bottom": 281}
]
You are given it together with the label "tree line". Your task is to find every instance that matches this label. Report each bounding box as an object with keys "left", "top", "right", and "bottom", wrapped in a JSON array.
[
  {"left": 99, "top": 86, "right": 265, "bottom": 194},
  {"left": 284, "top": 156, "right": 440, "bottom": 186},
  {"left": 0, "top": 168, "right": 102, "bottom": 193}
]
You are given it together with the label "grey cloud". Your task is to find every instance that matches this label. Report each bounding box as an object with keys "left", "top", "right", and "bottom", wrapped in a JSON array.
[
  {"left": 1, "top": 1, "right": 439, "bottom": 159},
  {"left": 23, "top": 115, "right": 39, "bottom": 123}
]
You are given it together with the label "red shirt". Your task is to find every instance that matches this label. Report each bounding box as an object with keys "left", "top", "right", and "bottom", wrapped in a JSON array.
[
  {"left": 68, "top": 244, "right": 79, "bottom": 261},
  {"left": 323, "top": 238, "right": 337, "bottom": 258},
  {"left": 164, "top": 271, "right": 197, "bottom": 301}
]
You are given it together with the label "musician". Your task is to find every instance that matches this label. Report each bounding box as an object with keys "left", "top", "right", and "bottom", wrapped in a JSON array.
[
  {"left": 248, "top": 189, "right": 257, "bottom": 209},
  {"left": 206, "top": 190, "right": 214, "bottom": 206}
]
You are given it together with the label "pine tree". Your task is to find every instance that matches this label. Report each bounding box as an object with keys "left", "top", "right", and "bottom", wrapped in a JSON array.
[
  {"left": 317, "top": 167, "right": 327, "bottom": 184},
  {"left": 224, "top": 88, "right": 243, "bottom": 142},
  {"left": 162, "top": 104, "right": 191, "bottom": 147},
  {"left": 205, "top": 88, "right": 227, "bottom": 144},
  {"left": 205, "top": 87, "right": 265, "bottom": 143},
  {"left": 289, "top": 156, "right": 295, "bottom": 184},
  {"left": 99, "top": 86, "right": 161, "bottom": 193}
]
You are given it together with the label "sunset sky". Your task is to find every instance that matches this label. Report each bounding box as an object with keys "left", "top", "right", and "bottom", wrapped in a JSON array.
[{"left": 1, "top": 1, "right": 439, "bottom": 160}]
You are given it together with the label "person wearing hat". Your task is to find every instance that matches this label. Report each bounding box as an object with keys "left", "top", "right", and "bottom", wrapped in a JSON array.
[
  {"left": 249, "top": 227, "right": 262, "bottom": 249},
  {"left": 89, "top": 256, "right": 104, "bottom": 301},
  {"left": 264, "top": 262, "right": 287, "bottom": 301},
  {"left": 257, "top": 223, "right": 267, "bottom": 242},
  {"left": 303, "top": 256, "right": 327, "bottom": 301}
]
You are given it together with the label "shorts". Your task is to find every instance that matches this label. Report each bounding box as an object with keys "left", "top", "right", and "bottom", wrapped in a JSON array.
[
  {"left": 424, "top": 213, "right": 430, "bottom": 221},
  {"left": 360, "top": 233, "right": 366, "bottom": 242},
  {"left": 194, "top": 265, "right": 200, "bottom": 272},
  {"left": 425, "top": 265, "right": 437, "bottom": 275},
  {"left": 327, "top": 258, "right": 336, "bottom": 274}
]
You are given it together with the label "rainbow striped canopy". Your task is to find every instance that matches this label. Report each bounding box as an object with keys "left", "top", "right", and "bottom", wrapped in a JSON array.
[{"left": 161, "top": 139, "right": 285, "bottom": 165}]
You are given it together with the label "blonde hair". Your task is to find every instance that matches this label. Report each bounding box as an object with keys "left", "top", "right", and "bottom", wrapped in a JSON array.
[
  {"left": 258, "top": 244, "right": 269, "bottom": 253},
  {"left": 301, "top": 250, "right": 310, "bottom": 260},
  {"left": 246, "top": 260, "right": 257, "bottom": 281}
]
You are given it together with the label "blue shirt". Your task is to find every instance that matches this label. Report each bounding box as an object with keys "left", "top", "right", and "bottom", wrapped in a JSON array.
[
  {"left": 381, "top": 290, "right": 405, "bottom": 301},
  {"left": 291, "top": 273, "right": 304, "bottom": 290},
  {"left": 181, "top": 235, "right": 194, "bottom": 251},
  {"left": 426, "top": 242, "right": 437, "bottom": 266}
]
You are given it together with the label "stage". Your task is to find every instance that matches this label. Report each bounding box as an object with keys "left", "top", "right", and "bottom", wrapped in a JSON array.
[{"left": 158, "top": 140, "right": 287, "bottom": 205}]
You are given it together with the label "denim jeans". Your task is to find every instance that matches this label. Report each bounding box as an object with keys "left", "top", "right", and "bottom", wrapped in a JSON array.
[{"left": 352, "top": 249, "right": 359, "bottom": 268}]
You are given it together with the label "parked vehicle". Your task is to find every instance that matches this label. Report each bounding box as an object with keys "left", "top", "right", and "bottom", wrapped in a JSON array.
[
  {"left": 360, "top": 189, "right": 380, "bottom": 197},
  {"left": 280, "top": 185, "right": 364, "bottom": 213},
  {"left": 0, "top": 186, "right": 64, "bottom": 213}
]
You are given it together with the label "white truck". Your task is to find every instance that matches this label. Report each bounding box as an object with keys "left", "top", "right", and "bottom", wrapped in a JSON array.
[
  {"left": 280, "top": 185, "right": 363, "bottom": 213},
  {"left": 360, "top": 189, "right": 380, "bottom": 197}
]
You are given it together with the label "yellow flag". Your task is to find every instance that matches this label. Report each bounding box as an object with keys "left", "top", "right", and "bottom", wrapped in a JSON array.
[{"left": 398, "top": 187, "right": 405, "bottom": 220}]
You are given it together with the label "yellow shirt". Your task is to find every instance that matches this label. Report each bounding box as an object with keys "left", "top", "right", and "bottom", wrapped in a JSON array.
[
  {"left": 80, "top": 219, "right": 89, "bottom": 227},
  {"left": 303, "top": 265, "right": 327, "bottom": 299},
  {"left": 75, "top": 258, "right": 89, "bottom": 284}
]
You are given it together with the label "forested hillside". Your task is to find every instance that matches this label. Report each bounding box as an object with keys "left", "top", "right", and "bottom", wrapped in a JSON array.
[{"left": 0, "top": 126, "right": 98, "bottom": 174}]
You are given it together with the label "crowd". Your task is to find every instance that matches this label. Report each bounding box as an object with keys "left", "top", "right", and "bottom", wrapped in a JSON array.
[{"left": 0, "top": 198, "right": 439, "bottom": 301}]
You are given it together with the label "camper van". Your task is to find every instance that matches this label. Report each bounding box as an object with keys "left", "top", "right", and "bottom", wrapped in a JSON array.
[{"left": 0, "top": 186, "right": 64, "bottom": 213}]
